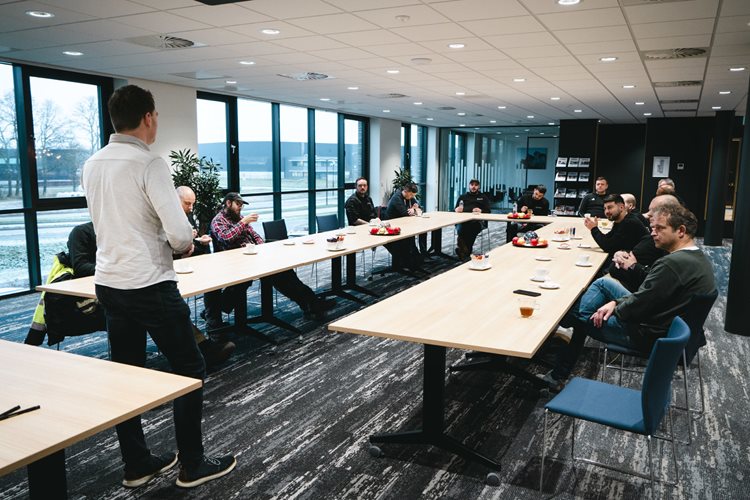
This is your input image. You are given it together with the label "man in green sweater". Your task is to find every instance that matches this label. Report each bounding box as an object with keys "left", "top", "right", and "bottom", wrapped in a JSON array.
[{"left": 539, "top": 203, "right": 716, "bottom": 391}]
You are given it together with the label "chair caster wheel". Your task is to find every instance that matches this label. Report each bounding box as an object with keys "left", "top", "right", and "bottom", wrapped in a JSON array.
[
  {"left": 485, "top": 472, "right": 501, "bottom": 486},
  {"left": 368, "top": 445, "right": 383, "bottom": 458}
]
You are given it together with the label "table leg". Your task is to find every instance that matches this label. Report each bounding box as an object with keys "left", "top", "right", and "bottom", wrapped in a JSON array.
[
  {"left": 426, "top": 228, "right": 457, "bottom": 261},
  {"left": 27, "top": 449, "right": 67, "bottom": 500},
  {"left": 448, "top": 354, "right": 548, "bottom": 390},
  {"left": 246, "top": 279, "right": 301, "bottom": 335},
  {"left": 320, "top": 255, "right": 378, "bottom": 303},
  {"left": 369, "top": 344, "right": 501, "bottom": 471}
]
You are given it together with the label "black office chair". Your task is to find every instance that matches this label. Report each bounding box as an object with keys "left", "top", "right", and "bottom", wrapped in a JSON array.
[
  {"left": 316, "top": 214, "right": 339, "bottom": 232},
  {"left": 262, "top": 219, "right": 288, "bottom": 242}
]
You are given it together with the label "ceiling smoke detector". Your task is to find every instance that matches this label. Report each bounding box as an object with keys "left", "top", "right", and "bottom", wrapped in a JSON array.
[
  {"left": 642, "top": 48, "right": 707, "bottom": 60},
  {"left": 277, "top": 72, "right": 332, "bottom": 81},
  {"left": 126, "top": 35, "right": 200, "bottom": 49},
  {"left": 653, "top": 80, "right": 703, "bottom": 87}
]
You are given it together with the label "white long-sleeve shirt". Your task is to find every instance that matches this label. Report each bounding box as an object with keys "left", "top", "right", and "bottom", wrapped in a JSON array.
[{"left": 82, "top": 133, "right": 192, "bottom": 290}]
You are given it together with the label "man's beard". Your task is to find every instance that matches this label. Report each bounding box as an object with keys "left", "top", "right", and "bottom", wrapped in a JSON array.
[{"left": 224, "top": 207, "right": 241, "bottom": 223}]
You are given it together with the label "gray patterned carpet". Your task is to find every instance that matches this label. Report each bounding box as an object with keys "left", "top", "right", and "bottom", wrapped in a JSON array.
[{"left": 0, "top": 225, "right": 747, "bottom": 500}]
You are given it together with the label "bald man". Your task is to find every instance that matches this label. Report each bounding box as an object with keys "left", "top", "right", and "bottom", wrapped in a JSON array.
[
  {"left": 621, "top": 193, "right": 649, "bottom": 228},
  {"left": 176, "top": 186, "right": 212, "bottom": 256}
]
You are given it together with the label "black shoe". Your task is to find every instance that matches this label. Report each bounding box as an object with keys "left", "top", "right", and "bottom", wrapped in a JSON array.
[
  {"left": 536, "top": 371, "right": 564, "bottom": 393},
  {"left": 317, "top": 298, "right": 336, "bottom": 311},
  {"left": 198, "top": 339, "right": 235, "bottom": 367},
  {"left": 176, "top": 455, "right": 236, "bottom": 488},
  {"left": 122, "top": 452, "right": 178, "bottom": 488}
]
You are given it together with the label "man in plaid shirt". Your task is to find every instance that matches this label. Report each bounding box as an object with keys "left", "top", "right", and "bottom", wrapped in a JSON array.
[{"left": 203, "top": 193, "right": 335, "bottom": 328}]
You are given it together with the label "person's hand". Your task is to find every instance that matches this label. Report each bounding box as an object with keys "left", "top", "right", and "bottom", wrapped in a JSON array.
[
  {"left": 455, "top": 205, "right": 464, "bottom": 213},
  {"left": 472, "top": 207, "right": 481, "bottom": 213},
  {"left": 241, "top": 213, "right": 259, "bottom": 225},
  {"left": 583, "top": 216, "right": 597, "bottom": 230},
  {"left": 620, "top": 251, "right": 637, "bottom": 270},
  {"left": 192, "top": 228, "right": 198, "bottom": 238},
  {"left": 407, "top": 207, "right": 416, "bottom": 216},
  {"left": 521, "top": 206, "right": 528, "bottom": 213},
  {"left": 412, "top": 202, "right": 420, "bottom": 209},
  {"left": 183, "top": 244, "right": 195, "bottom": 258},
  {"left": 590, "top": 301, "right": 616, "bottom": 328},
  {"left": 197, "top": 234, "right": 212, "bottom": 245}
]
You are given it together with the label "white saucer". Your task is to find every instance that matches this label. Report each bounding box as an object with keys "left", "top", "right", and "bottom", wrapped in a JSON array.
[
  {"left": 535, "top": 256, "right": 552, "bottom": 261},
  {"left": 469, "top": 264, "right": 492, "bottom": 271},
  {"left": 551, "top": 236, "right": 570, "bottom": 242},
  {"left": 302, "top": 239, "right": 315, "bottom": 244},
  {"left": 242, "top": 250, "right": 258, "bottom": 255},
  {"left": 558, "top": 244, "right": 571, "bottom": 250},
  {"left": 540, "top": 281, "right": 560, "bottom": 289},
  {"left": 530, "top": 276, "right": 547, "bottom": 282},
  {"left": 327, "top": 247, "right": 346, "bottom": 252},
  {"left": 421, "top": 214, "right": 430, "bottom": 218},
  {"left": 283, "top": 241, "right": 296, "bottom": 246},
  {"left": 576, "top": 262, "right": 593, "bottom": 267},
  {"left": 577, "top": 243, "right": 592, "bottom": 248},
  {"left": 175, "top": 267, "right": 193, "bottom": 274},
  {"left": 346, "top": 230, "right": 356, "bottom": 234},
  {"left": 571, "top": 236, "right": 583, "bottom": 240}
]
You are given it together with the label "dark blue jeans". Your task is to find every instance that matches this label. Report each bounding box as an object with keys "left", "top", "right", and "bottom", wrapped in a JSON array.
[{"left": 96, "top": 281, "right": 205, "bottom": 468}]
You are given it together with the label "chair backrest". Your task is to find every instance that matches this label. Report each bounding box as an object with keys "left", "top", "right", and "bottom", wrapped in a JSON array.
[
  {"left": 679, "top": 290, "right": 718, "bottom": 366},
  {"left": 262, "top": 219, "right": 288, "bottom": 242},
  {"left": 375, "top": 206, "right": 389, "bottom": 220},
  {"left": 316, "top": 214, "right": 339, "bottom": 233},
  {"left": 641, "top": 316, "right": 691, "bottom": 434}
]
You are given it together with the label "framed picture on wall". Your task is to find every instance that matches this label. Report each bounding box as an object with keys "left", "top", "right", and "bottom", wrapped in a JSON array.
[
  {"left": 579, "top": 172, "right": 590, "bottom": 182},
  {"left": 568, "top": 157, "right": 580, "bottom": 167},
  {"left": 556, "top": 157, "right": 568, "bottom": 168},
  {"left": 555, "top": 171, "right": 567, "bottom": 181},
  {"left": 579, "top": 157, "right": 590, "bottom": 168},
  {"left": 567, "top": 172, "right": 578, "bottom": 181},
  {"left": 518, "top": 147, "right": 548, "bottom": 169},
  {"left": 652, "top": 156, "right": 670, "bottom": 178}
]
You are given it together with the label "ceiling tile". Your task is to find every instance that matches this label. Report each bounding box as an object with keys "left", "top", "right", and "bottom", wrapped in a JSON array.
[
  {"left": 538, "top": 7, "right": 626, "bottom": 30},
  {"left": 116, "top": 11, "right": 212, "bottom": 32},
  {"left": 631, "top": 18, "right": 714, "bottom": 39},
  {"left": 624, "top": 0, "right": 719, "bottom": 24},
  {"left": 354, "top": 5, "right": 450, "bottom": 28},
  {"left": 391, "top": 23, "right": 473, "bottom": 42},
  {"left": 637, "top": 35, "right": 712, "bottom": 50},
  {"left": 554, "top": 25, "right": 632, "bottom": 44},
  {"left": 443, "top": 48, "right": 509, "bottom": 62},
  {"left": 520, "top": 0, "right": 620, "bottom": 15},
  {"left": 429, "top": 0, "right": 529, "bottom": 21},
  {"left": 170, "top": 4, "right": 273, "bottom": 27},
  {"left": 271, "top": 35, "right": 347, "bottom": 51},
  {"left": 225, "top": 21, "right": 316, "bottom": 40},
  {"left": 484, "top": 32, "right": 558, "bottom": 49},
  {"left": 307, "top": 47, "right": 379, "bottom": 62},
  {"left": 241, "top": 0, "right": 342, "bottom": 19},
  {"left": 566, "top": 39, "right": 638, "bottom": 55},
  {"left": 39, "top": 0, "right": 155, "bottom": 17},
  {"left": 460, "top": 16, "right": 546, "bottom": 36},
  {"left": 501, "top": 44, "right": 569, "bottom": 58},
  {"left": 329, "top": 29, "right": 410, "bottom": 46},
  {"left": 287, "top": 13, "right": 380, "bottom": 34}
]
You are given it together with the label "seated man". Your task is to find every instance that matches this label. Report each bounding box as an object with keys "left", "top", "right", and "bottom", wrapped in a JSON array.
[
  {"left": 540, "top": 204, "right": 715, "bottom": 391},
  {"left": 578, "top": 176, "right": 608, "bottom": 218},
  {"left": 176, "top": 186, "right": 211, "bottom": 255},
  {"left": 506, "top": 184, "right": 549, "bottom": 244},
  {"left": 207, "top": 192, "right": 334, "bottom": 323},
  {"left": 621, "top": 193, "right": 649, "bottom": 228},
  {"left": 384, "top": 183, "right": 423, "bottom": 271},
  {"left": 454, "top": 179, "right": 491, "bottom": 259},
  {"left": 68, "top": 220, "right": 236, "bottom": 368},
  {"left": 345, "top": 177, "right": 376, "bottom": 226},
  {"left": 584, "top": 193, "right": 648, "bottom": 268}
]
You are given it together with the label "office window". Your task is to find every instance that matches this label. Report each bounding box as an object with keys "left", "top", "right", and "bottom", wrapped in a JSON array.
[
  {"left": 410, "top": 124, "right": 426, "bottom": 186},
  {"left": 279, "top": 105, "right": 308, "bottom": 192},
  {"left": 243, "top": 194, "right": 273, "bottom": 240},
  {"left": 281, "top": 192, "right": 308, "bottom": 235},
  {"left": 314, "top": 110, "right": 338, "bottom": 190},
  {"left": 0, "top": 64, "right": 21, "bottom": 210},
  {"left": 30, "top": 76, "right": 100, "bottom": 199},
  {"left": 315, "top": 190, "right": 338, "bottom": 222},
  {"left": 0, "top": 213, "right": 29, "bottom": 293},
  {"left": 196, "top": 98, "right": 228, "bottom": 189},
  {"left": 37, "top": 208, "right": 91, "bottom": 279},
  {"left": 344, "top": 118, "right": 364, "bottom": 184},
  {"left": 238, "top": 99, "right": 272, "bottom": 194}
]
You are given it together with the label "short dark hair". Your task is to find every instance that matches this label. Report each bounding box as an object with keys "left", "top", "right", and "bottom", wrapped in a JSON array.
[
  {"left": 108, "top": 85, "right": 155, "bottom": 132},
  {"left": 653, "top": 204, "right": 697, "bottom": 237},
  {"left": 596, "top": 176, "right": 607, "bottom": 182},
  {"left": 535, "top": 184, "right": 547, "bottom": 194},
  {"left": 355, "top": 177, "right": 368, "bottom": 185},
  {"left": 603, "top": 193, "right": 624, "bottom": 204},
  {"left": 403, "top": 183, "right": 418, "bottom": 193}
]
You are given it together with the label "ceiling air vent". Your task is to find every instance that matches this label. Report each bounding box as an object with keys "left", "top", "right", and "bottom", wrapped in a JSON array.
[
  {"left": 643, "top": 48, "right": 707, "bottom": 60},
  {"left": 436, "top": 106, "right": 456, "bottom": 110},
  {"left": 277, "top": 72, "right": 331, "bottom": 81},
  {"left": 653, "top": 80, "right": 702, "bottom": 88},
  {"left": 368, "top": 93, "right": 407, "bottom": 99},
  {"left": 659, "top": 99, "right": 699, "bottom": 104},
  {"left": 126, "top": 35, "right": 200, "bottom": 49}
]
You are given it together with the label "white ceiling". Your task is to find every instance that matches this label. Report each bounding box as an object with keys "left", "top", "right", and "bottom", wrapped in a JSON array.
[{"left": 0, "top": 0, "right": 748, "bottom": 127}]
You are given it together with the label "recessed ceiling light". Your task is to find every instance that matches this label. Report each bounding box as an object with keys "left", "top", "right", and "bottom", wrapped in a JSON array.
[
  {"left": 524, "top": 129, "right": 530, "bottom": 132},
  {"left": 320, "top": 98, "right": 330, "bottom": 101},
  {"left": 63, "top": 51, "right": 83, "bottom": 56},
  {"left": 426, "top": 117, "right": 434, "bottom": 121},
  {"left": 26, "top": 10, "right": 54, "bottom": 18},
  {"left": 712, "top": 106, "right": 722, "bottom": 110},
  {"left": 457, "top": 112, "right": 466, "bottom": 116},
  {"left": 383, "top": 109, "right": 390, "bottom": 113},
  {"left": 573, "top": 109, "right": 582, "bottom": 113},
  {"left": 719, "top": 90, "right": 731, "bottom": 95},
  {"left": 225, "top": 80, "right": 237, "bottom": 84},
  {"left": 413, "top": 102, "right": 423, "bottom": 105},
  {"left": 600, "top": 56, "right": 618, "bottom": 62},
  {"left": 635, "top": 101, "right": 645, "bottom": 105},
  {"left": 490, "top": 120, "right": 497, "bottom": 123},
  {"left": 411, "top": 57, "right": 432, "bottom": 65},
  {"left": 558, "top": 0, "right": 581, "bottom": 5},
  {"left": 395, "top": 14, "right": 410, "bottom": 22},
  {"left": 623, "top": 84, "right": 636, "bottom": 89},
  {"left": 459, "top": 124, "right": 466, "bottom": 127},
  {"left": 497, "top": 105, "right": 507, "bottom": 109},
  {"left": 347, "top": 86, "right": 359, "bottom": 90},
  {"left": 496, "top": 132, "right": 502, "bottom": 135},
  {"left": 448, "top": 43, "right": 465, "bottom": 49},
  {"left": 643, "top": 112, "right": 652, "bottom": 116},
  {"left": 513, "top": 78, "right": 526, "bottom": 82},
  {"left": 540, "top": 132, "right": 545, "bottom": 135},
  {"left": 455, "top": 91, "right": 465, "bottom": 96},
  {"left": 239, "top": 60, "right": 255, "bottom": 65},
  {"left": 548, "top": 122, "right": 554, "bottom": 126},
  {"left": 261, "top": 29, "right": 280, "bottom": 35},
  {"left": 387, "top": 69, "right": 400, "bottom": 74},
  {"left": 550, "top": 97, "right": 560, "bottom": 101},
  {"left": 474, "top": 127, "right": 480, "bottom": 130},
  {"left": 526, "top": 115, "right": 534, "bottom": 119},
  {"left": 729, "top": 67, "right": 746, "bottom": 72},
  {"left": 515, "top": 135, "right": 520, "bottom": 138}
]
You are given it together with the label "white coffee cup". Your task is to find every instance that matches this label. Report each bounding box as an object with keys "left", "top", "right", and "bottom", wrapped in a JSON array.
[
  {"left": 577, "top": 254, "right": 591, "bottom": 265},
  {"left": 243, "top": 244, "right": 257, "bottom": 255},
  {"left": 584, "top": 213, "right": 591, "bottom": 219},
  {"left": 533, "top": 268, "right": 549, "bottom": 281}
]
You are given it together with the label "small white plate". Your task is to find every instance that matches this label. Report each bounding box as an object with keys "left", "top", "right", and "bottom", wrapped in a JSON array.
[
  {"left": 175, "top": 267, "right": 193, "bottom": 274},
  {"left": 577, "top": 243, "right": 592, "bottom": 248},
  {"left": 469, "top": 264, "right": 492, "bottom": 271},
  {"left": 540, "top": 281, "right": 560, "bottom": 289},
  {"left": 551, "top": 236, "right": 570, "bottom": 242},
  {"left": 327, "top": 247, "right": 346, "bottom": 252},
  {"left": 421, "top": 214, "right": 430, "bottom": 218},
  {"left": 571, "top": 236, "right": 583, "bottom": 240},
  {"left": 302, "top": 239, "right": 315, "bottom": 244},
  {"left": 558, "top": 244, "right": 571, "bottom": 250},
  {"left": 346, "top": 230, "right": 356, "bottom": 234},
  {"left": 530, "top": 276, "right": 547, "bottom": 282},
  {"left": 576, "top": 262, "right": 593, "bottom": 267},
  {"left": 242, "top": 249, "right": 258, "bottom": 255},
  {"left": 535, "top": 256, "right": 552, "bottom": 261},
  {"left": 283, "top": 240, "right": 296, "bottom": 246}
]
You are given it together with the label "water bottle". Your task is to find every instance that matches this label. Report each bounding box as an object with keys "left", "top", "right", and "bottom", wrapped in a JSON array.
[
  {"left": 512, "top": 201, "right": 517, "bottom": 214},
  {"left": 459, "top": 200, "right": 464, "bottom": 211}
]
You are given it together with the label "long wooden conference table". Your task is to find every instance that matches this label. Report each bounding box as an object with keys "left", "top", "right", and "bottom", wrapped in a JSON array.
[
  {"left": 328, "top": 216, "right": 606, "bottom": 478},
  {"left": 0, "top": 340, "right": 201, "bottom": 499}
]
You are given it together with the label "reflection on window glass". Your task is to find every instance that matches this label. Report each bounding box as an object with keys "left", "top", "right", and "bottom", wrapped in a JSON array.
[
  {"left": 315, "top": 190, "right": 338, "bottom": 224},
  {"left": 0, "top": 212, "right": 29, "bottom": 294},
  {"left": 37, "top": 208, "right": 92, "bottom": 280},
  {"left": 411, "top": 124, "right": 425, "bottom": 185},
  {"left": 242, "top": 194, "right": 273, "bottom": 240},
  {"left": 344, "top": 118, "right": 364, "bottom": 184},
  {"left": 0, "top": 64, "right": 21, "bottom": 210},
  {"left": 196, "top": 99, "right": 228, "bottom": 189},
  {"left": 314, "top": 110, "right": 337, "bottom": 190},
  {"left": 238, "top": 99, "right": 272, "bottom": 194},
  {"left": 281, "top": 192, "right": 308, "bottom": 235},
  {"left": 280, "top": 105, "right": 308, "bottom": 192},
  {"left": 30, "top": 77, "right": 100, "bottom": 199}
]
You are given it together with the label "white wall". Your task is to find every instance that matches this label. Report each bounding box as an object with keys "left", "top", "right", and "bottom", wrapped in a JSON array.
[
  {"left": 425, "top": 127, "right": 438, "bottom": 212},
  {"left": 118, "top": 78, "right": 198, "bottom": 162},
  {"left": 368, "top": 117, "right": 402, "bottom": 207}
]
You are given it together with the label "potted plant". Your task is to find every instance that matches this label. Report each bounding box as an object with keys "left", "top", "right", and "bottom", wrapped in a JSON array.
[
  {"left": 170, "top": 149, "right": 222, "bottom": 234},
  {"left": 382, "top": 166, "right": 417, "bottom": 205}
]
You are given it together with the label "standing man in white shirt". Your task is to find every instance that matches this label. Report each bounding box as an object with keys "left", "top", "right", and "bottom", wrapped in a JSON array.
[{"left": 82, "top": 85, "right": 235, "bottom": 489}]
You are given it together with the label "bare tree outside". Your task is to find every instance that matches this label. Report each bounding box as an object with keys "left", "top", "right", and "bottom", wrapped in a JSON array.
[
  {"left": 32, "top": 98, "right": 75, "bottom": 196},
  {"left": 0, "top": 91, "right": 18, "bottom": 199},
  {"left": 74, "top": 96, "right": 100, "bottom": 155}
]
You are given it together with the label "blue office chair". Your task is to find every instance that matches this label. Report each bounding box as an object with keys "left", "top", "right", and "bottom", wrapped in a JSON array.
[
  {"left": 540, "top": 317, "right": 691, "bottom": 498},
  {"left": 314, "top": 214, "right": 340, "bottom": 287}
]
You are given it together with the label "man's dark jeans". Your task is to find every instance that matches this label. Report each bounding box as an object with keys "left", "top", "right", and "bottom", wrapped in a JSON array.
[
  {"left": 96, "top": 281, "right": 206, "bottom": 469},
  {"left": 457, "top": 220, "right": 485, "bottom": 253}
]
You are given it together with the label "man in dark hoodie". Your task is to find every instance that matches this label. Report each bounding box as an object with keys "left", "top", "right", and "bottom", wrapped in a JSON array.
[{"left": 454, "top": 179, "right": 491, "bottom": 259}]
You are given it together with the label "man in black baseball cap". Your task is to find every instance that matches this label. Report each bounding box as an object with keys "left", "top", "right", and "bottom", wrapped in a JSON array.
[
  {"left": 222, "top": 192, "right": 248, "bottom": 205},
  {"left": 454, "top": 179, "right": 490, "bottom": 260}
]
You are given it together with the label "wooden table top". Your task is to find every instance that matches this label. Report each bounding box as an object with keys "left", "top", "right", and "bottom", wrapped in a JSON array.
[
  {"left": 0, "top": 340, "right": 201, "bottom": 475},
  {"left": 328, "top": 217, "right": 606, "bottom": 359},
  {"left": 37, "top": 211, "right": 560, "bottom": 300}
]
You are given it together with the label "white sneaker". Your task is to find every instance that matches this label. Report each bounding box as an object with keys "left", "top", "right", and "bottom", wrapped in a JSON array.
[{"left": 554, "top": 326, "right": 573, "bottom": 343}]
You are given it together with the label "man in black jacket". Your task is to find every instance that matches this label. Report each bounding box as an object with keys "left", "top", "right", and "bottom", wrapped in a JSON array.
[
  {"left": 454, "top": 179, "right": 491, "bottom": 259},
  {"left": 584, "top": 193, "right": 648, "bottom": 268},
  {"left": 578, "top": 176, "right": 608, "bottom": 218},
  {"left": 384, "top": 183, "right": 422, "bottom": 271},
  {"left": 506, "top": 184, "right": 549, "bottom": 244},
  {"left": 345, "top": 177, "right": 375, "bottom": 226}
]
